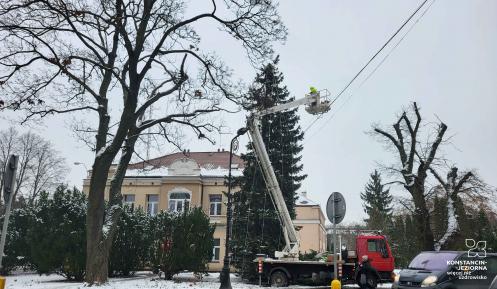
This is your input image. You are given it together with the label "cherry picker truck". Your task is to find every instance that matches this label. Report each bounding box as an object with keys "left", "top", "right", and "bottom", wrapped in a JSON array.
[{"left": 245, "top": 89, "right": 395, "bottom": 287}]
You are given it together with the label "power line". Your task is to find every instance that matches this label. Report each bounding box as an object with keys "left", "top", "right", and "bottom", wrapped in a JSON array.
[
  {"left": 304, "top": 0, "right": 435, "bottom": 137},
  {"left": 332, "top": 0, "right": 430, "bottom": 105}
]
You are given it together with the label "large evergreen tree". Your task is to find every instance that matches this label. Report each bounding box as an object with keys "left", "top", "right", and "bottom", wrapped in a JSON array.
[
  {"left": 231, "top": 57, "right": 306, "bottom": 280},
  {"left": 388, "top": 213, "right": 419, "bottom": 268},
  {"left": 360, "top": 170, "right": 393, "bottom": 230}
]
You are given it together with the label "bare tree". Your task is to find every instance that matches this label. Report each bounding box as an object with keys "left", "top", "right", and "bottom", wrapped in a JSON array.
[
  {"left": 28, "top": 140, "right": 67, "bottom": 203},
  {"left": 374, "top": 102, "right": 447, "bottom": 250},
  {"left": 430, "top": 167, "right": 492, "bottom": 250},
  {"left": 0, "top": 0, "right": 286, "bottom": 283},
  {"left": 0, "top": 128, "right": 67, "bottom": 203}
]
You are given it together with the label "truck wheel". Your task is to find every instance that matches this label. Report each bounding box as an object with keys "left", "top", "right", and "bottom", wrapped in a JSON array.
[{"left": 270, "top": 270, "right": 289, "bottom": 287}]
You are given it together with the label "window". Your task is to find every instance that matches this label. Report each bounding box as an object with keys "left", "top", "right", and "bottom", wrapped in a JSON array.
[
  {"left": 212, "top": 239, "right": 220, "bottom": 262},
  {"left": 408, "top": 252, "right": 458, "bottom": 271},
  {"left": 367, "top": 240, "right": 378, "bottom": 252},
  {"left": 123, "top": 194, "right": 135, "bottom": 208},
  {"left": 168, "top": 192, "right": 190, "bottom": 213},
  {"left": 209, "top": 194, "right": 222, "bottom": 216},
  {"left": 147, "top": 194, "right": 159, "bottom": 216}
]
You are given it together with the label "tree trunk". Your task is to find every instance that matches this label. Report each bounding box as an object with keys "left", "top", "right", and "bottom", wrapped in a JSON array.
[
  {"left": 85, "top": 133, "right": 138, "bottom": 284},
  {"left": 85, "top": 242, "right": 110, "bottom": 283},
  {"left": 85, "top": 158, "right": 113, "bottom": 284},
  {"left": 411, "top": 185, "right": 435, "bottom": 250}
]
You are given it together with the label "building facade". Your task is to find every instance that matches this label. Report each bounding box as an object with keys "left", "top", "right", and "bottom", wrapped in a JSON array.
[
  {"left": 295, "top": 192, "right": 328, "bottom": 254},
  {"left": 82, "top": 150, "right": 326, "bottom": 271}
]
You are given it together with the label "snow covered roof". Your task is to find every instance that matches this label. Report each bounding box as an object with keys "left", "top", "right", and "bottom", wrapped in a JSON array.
[
  {"left": 296, "top": 192, "right": 319, "bottom": 206},
  {"left": 128, "top": 151, "right": 244, "bottom": 170},
  {"left": 200, "top": 167, "right": 243, "bottom": 177},
  {"left": 124, "top": 155, "right": 243, "bottom": 178},
  {"left": 125, "top": 166, "right": 169, "bottom": 177}
]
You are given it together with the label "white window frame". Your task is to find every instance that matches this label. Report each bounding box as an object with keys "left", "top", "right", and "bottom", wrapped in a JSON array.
[
  {"left": 168, "top": 187, "right": 192, "bottom": 213},
  {"left": 212, "top": 238, "right": 220, "bottom": 262},
  {"left": 123, "top": 194, "right": 135, "bottom": 208},
  {"left": 209, "top": 194, "right": 222, "bottom": 216},
  {"left": 146, "top": 194, "right": 159, "bottom": 216}
]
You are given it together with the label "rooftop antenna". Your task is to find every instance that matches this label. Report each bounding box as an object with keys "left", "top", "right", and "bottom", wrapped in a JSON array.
[
  {"left": 218, "top": 125, "right": 231, "bottom": 151},
  {"left": 144, "top": 104, "right": 154, "bottom": 161}
]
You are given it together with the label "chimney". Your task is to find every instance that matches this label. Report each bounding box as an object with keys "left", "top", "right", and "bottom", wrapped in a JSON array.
[
  {"left": 217, "top": 148, "right": 220, "bottom": 152},
  {"left": 222, "top": 148, "right": 225, "bottom": 152},
  {"left": 301, "top": 191, "right": 307, "bottom": 198}
]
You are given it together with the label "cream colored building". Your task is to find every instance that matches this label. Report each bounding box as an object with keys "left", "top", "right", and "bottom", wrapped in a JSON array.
[
  {"left": 82, "top": 151, "right": 327, "bottom": 271},
  {"left": 294, "top": 192, "right": 327, "bottom": 254}
]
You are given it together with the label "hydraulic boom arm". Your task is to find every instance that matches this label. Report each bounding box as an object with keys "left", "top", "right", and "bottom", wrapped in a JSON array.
[{"left": 247, "top": 90, "right": 331, "bottom": 259}]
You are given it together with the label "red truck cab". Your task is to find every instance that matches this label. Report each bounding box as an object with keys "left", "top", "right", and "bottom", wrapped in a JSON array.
[{"left": 355, "top": 234, "right": 395, "bottom": 281}]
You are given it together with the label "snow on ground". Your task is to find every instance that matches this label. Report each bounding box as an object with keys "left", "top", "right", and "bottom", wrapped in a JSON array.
[{"left": 4, "top": 272, "right": 393, "bottom": 289}]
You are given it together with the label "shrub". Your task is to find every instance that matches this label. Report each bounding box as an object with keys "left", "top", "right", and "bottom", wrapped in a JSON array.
[
  {"left": 109, "top": 205, "right": 150, "bottom": 276},
  {"left": 147, "top": 210, "right": 174, "bottom": 274},
  {"left": 28, "top": 186, "right": 86, "bottom": 280},
  {"left": 300, "top": 249, "right": 318, "bottom": 261},
  {"left": 1, "top": 186, "right": 216, "bottom": 280},
  {"left": 0, "top": 206, "right": 33, "bottom": 275},
  {"left": 152, "top": 208, "right": 215, "bottom": 279}
]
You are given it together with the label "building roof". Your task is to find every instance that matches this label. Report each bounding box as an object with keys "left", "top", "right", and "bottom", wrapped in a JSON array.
[
  {"left": 124, "top": 150, "right": 244, "bottom": 178},
  {"left": 128, "top": 150, "right": 244, "bottom": 170}
]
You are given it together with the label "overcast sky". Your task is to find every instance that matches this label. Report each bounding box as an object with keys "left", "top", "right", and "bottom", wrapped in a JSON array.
[{"left": 1, "top": 0, "right": 496, "bottom": 224}]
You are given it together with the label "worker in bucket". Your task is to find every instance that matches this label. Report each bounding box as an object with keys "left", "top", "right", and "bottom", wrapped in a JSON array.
[{"left": 355, "top": 255, "right": 381, "bottom": 289}]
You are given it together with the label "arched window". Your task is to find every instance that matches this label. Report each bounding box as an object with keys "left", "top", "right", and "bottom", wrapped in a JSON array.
[{"left": 168, "top": 191, "right": 191, "bottom": 213}]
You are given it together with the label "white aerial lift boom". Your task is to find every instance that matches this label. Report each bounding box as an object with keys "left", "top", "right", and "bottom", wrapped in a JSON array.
[{"left": 246, "top": 89, "right": 331, "bottom": 260}]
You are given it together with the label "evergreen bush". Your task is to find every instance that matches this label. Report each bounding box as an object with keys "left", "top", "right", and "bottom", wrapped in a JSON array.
[
  {"left": 152, "top": 208, "right": 215, "bottom": 279},
  {"left": 109, "top": 205, "right": 150, "bottom": 276},
  {"left": 0, "top": 207, "right": 33, "bottom": 274},
  {"left": 1, "top": 186, "right": 217, "bottom": 280},
  {"left": 28, "top": 186, "right": 86, "bottom": 280}
]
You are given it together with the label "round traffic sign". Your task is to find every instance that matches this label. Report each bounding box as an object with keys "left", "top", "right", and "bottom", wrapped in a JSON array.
[{"left": 326, "top": 192, "right": 346, "bottom": 225}]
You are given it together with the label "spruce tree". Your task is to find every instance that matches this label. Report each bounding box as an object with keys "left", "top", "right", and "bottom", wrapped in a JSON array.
[
  {"left": 231, "top": 57, "right": 306, "bottom": 280},
  {"left": 360, "top": 170, "right": 393, "bottom": 229},
  {"left": 473, "top": 208, "right": 497, "bottom": 252},
  {"left": 431, "top": 195, "right": 448, "bottom": 240},
  {"left": 389, "top": 213, "right": 419, "bottom": 268}
]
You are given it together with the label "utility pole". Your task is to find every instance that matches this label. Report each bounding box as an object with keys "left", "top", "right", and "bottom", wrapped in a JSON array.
[{"left": 0, "top": 155, "right": 19, "bottom": 273}]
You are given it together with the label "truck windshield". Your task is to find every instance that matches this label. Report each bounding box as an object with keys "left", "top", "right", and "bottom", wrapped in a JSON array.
[{"left": 408, "top": 252, "right": 459, "bottom": 271}]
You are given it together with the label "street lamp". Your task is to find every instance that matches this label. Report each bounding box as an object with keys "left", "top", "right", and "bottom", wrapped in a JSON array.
[
  {"left": 74, "top": 162, "right": 89, "bottom": 177},
  {"left": 74, "top": 161, "right": 88, "bottom": 169},
  {"left": 219, "top": 127, "right": 248, "bottom": 289}
]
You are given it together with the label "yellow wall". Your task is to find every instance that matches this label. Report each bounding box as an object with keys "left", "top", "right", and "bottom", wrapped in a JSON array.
[{"left": 295, "top": 205, "right": 327, "bottom": 253}]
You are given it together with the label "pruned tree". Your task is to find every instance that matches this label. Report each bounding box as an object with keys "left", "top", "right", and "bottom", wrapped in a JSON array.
[
  {"left": 0, "top": 0, "right": 286, "bottom": 284},
  {"left": 430, "top": 167, "right": 491, "bottom": 250},
  {"left": 373, "top": 102, "right": 447, "bottom": 250},
  {"left": 0, "top": 128, "right": 67, "bottom": 204}
]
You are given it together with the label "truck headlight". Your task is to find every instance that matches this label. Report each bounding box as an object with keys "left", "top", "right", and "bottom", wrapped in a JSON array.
[
  {"left": 393, "top": 273, "right": 400, "bottom": 283},
  {"left": 421, "top": 275, "right": 438, "bottom": 287}
]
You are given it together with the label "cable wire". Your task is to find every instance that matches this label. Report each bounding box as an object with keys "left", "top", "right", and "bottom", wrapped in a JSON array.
[
  {"left": 304, "top": 0, "right": 436, "bottom": 139},
  {"left": 332, "top": 0, "right": 430, "bottom": 105}
]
